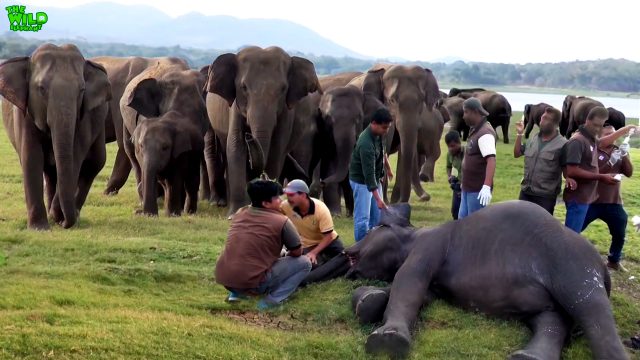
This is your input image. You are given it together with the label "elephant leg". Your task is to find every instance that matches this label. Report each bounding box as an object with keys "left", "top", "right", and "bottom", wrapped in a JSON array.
[
  {"left": 104, "top": 146, "right": 131, "bottom": 196},
  {"left": 509, "top": 311, "right": 568, "bottom": 360},
  {"left": 411, "top": 165, "right": 430, "bottom": 202},
  {"left": 165, "top": 171, "right": 185, "bottom": 217},
  {"left": 199, "top": 159, "right": 210, "bottom": 201},
  {"left": 123, "top": 126, "right": 143, "bottom": 201},
  {"left": 76, "top": 136, "right": 107, "bottom": 215},
  {"left": 226, "top": 128, "right": 249, "bottom": 217},
  {"left": 43, "top": 162, "right": 57, "bottom": 214},
  {"left": 185, "top": 156, "right": 201, "bottom": 215},
  {"left": 301, "top": 253, "right": 350, "bottom": 286},
  {"left": 19, "top": 132, "right": 50, "bottom": 230},
  {"left": 341, "top": 177, "right": 354, "bottom": 218},
  {"left": 322, "top": 182, "right": 342, "bottom": 216},
  {"left": 201, "top": 127, "right": 216, "bottom": 202}
]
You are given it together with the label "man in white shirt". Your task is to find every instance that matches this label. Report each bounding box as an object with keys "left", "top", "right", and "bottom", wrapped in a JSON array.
[{"left": 458, "top": 97, "right": 497, "bottom": 219}]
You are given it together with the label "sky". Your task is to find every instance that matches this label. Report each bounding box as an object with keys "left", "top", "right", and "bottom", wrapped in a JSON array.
[{"left": 20, "top": 0, "right": 640, "bottom": 64}]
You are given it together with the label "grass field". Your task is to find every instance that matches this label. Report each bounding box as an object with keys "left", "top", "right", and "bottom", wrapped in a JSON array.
[{"left": 1, "top": 113, "right": 640, "bottom": 359}]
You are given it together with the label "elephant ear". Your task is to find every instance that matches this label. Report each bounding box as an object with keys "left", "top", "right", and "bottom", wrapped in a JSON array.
[
  {"left": 206, "top": 53, "right": 237, "bottom": 107},
  {"left": 379, "top": 203, "right": 412, "bottom": 227},
  {"left": 127, "top": 78, "right": 162, "bottom": 118},
  {"left": 199, "top": 65, "right": 210, "bottom": 100},
  {"left": 0, "top": 57, "right": 29, "bottom": 112},
  {"left": 422, "top": 68, "right": 440, "bottom": 110},
  {"left": 83, "top": 60, "right": 112, "bottom": 113},
  {"left": 287, "top": 56, "right": 321, "bottom": 109},
  {"left": 172, "top": 124, "right": 203, "bottom": 159},
  {"left": 362, "top": 68, "right": 385, "bottom": 102}
]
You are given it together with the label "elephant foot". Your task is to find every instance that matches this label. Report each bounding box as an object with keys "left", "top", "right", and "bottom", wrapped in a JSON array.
[
  {"left": 508, "top": 350, "right": 544, "bottom": 360},
  {"left": 135, "top": 209, "right": 158, "bottom": 217},
  {"left": 28, "top": 219, "right": 50, "bottom": 231},
  {"left": 103, "top": 187, "right": 119, "bottom": 196},
  {"left": 216, "top": 198, "right": 227, "bottom": 207},
  {"left": 365, "top": 324, "right": 411, "bottom": 359},
  {"left": 418, "top": 193, "right": 431, "bottom": 202},
  {"left": 354, "top": 289, "right": 389, "bottom": 325}
]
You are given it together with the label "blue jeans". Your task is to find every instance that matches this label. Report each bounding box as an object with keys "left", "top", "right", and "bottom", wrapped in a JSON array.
[
  {"left": 230, "top": 256, "right": 311, "bottom": 304},
  {"left": 581, "top": 203, "right": 627, "bottom": 263},
  {"left": 458, "top": 191, "right": 484, "bottom": 219},
  {"left": 350, "top": 180, "right": 382, "bottom": 242},
  {"left": 564, "top": 201, "right": 590, "bottom": 233}
]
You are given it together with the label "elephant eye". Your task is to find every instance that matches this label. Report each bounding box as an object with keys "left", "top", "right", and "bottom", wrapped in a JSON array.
[
  {"left": 162, "top": 145, "right": 169, "bottom": 151},
  {"left": 37, "top": 85, "right": 46, "bottom": 96},
  {"left": 241, "top": 83, "right": 248, "bottom": 92}
]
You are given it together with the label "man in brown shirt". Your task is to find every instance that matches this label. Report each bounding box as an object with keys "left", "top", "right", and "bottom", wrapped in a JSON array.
[
  {"left": 215, "top": 179, "right": 311, "bottom": 310},
  {"left": 581, "top": 124, "right": 635, "bottom": 271},
  {"left": 459, "top": 97, "right": 496, "bottom": 219},
  {"left": 562, "top": 106, "right": 618, "bottom": 233}
]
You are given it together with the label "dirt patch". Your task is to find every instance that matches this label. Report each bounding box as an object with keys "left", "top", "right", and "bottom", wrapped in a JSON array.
[{"left": 214, "top": 310, "right": 307, "bottom": 331}]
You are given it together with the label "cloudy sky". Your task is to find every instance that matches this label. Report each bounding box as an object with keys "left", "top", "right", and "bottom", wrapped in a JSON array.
[{"left": 21, "top": 0, "right": 640, "bottom": 63}]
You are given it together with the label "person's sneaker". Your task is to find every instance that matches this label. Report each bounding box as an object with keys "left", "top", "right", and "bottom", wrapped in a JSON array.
[
  {"left": 226, "top": 291, "right": 247, "bottom": 303},
  {"left": 607, "top": 261, "right": 629, "bottom": 272},
  {"left": 257, "top": 298, "right": 281, "bottom": 311}
]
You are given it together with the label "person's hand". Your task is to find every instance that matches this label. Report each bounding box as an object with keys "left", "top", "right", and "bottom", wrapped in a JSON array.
[
  {"left": 619, "top": 143, "right": 630, "bottom": 156},
  {"left": 448, "top": 175, "right": 454, "bottom": 184},
  {"left": 600, "top": 174, "right": 619, "bottom": 185},
  {"left": 376, "top": 198, "right": 387, "bottom": 210},
  {"left": 477, "top": 185, "right": 492, "bottom": 206},
  {"left": 387, "top": 169, "right": 394, "bottom": 182},
  {"left": 565, "top": 178, "right": 577, "bottom": 191},
  {"left": 516, "top": 118, "right": 525, "bottom": 135},
  {"left": 609, "top": 149, "right": 622, "bottom": 165},
  {"left": 306, "top": 252, "right": 318, "bottom": 265}
]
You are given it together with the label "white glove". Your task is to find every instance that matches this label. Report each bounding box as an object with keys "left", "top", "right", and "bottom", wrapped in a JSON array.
[
  {"left": 619, "top": 143, "right": 630, "bottom": 156},
  {"left": 608, "top": 149, "right": 622, "bottom": 166},
  {"left": 632, "top": 215, "right": 640, "bottom": 232},
  {"left": 477, "top": 185, "right": 492, "bottom": 206}
]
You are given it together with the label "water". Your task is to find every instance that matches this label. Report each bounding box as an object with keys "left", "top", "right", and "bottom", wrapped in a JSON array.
[{"left": 442, "top": 90, "right": 640, "bottom": 119}]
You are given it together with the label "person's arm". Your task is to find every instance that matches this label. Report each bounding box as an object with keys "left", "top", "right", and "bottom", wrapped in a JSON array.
[
  {"left": 478, "top": 134, "right": 496, "bottom": 186},
  {"left": 598, "top": 125, "right": 638, "bottom": 149},
  {"left": 281, "top": 219, "right": 302, "bottom": 257},
  {"left": 562, "top": 167, "right": 577, "bottom": 190},
  {"left": 306, "top": 205, "right": 337, "bottom": 264},
  {"left": 621, "top": 154, "right": 633, "bottom": 177},
  {"left": 484, "top": 157, "right": 496, "bottom": 186},
  {"left": 565, "top": 165, "right": 618, "bottom": 184},
  {"left": 514, "top": 120, "right": 525, "bottom": 158},
  {"left": 306, "top": 233, "right": 334, "bottom": 264},
  {"left": 446, "top": 154, "right": 453, "bottom": 178},
  {"left": 360, "top": 145, "right": 387, "bottom": 209}
]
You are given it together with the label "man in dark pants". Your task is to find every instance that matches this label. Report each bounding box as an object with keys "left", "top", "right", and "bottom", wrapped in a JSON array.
[
  {"left": 581, "top": 125, "right": 635, "bottom": 271},
  {"left": 445, "top": 131, "right": 464, "bottom": 219},
  {"left": 513, "top": 106, "right": 573, "bottom": 215},
  {"left": 562, "top": 106, "right": 618, "bottom": 233}
]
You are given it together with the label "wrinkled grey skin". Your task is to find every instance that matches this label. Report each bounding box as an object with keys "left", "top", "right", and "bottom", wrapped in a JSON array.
[
  {"left": 448, "top": 87, "right": 486, "bottom": 97},
  {"left": 473, "top": 90, "right": 513, "bottom": 143},
  {"left": 205, "top": 46, "right": 321, "bottom": 217},
  {"left": 523, "top": 102, "right": 551, "bottom": 138},
  {"left": 120, "top": 63, "right": 210, "bottom": 213},
  {"left": 442, "top": 96, "right": 468, "bottom": 139},
  {"left": 91, "top": 56, "right": 188, "bottom": 196},
  {"left": 132, "top": 111, "right": 204, "bottom": 216},
  {"left": 346, "top": 201, "right": 628, "bottom": 360},
  {"left": 561, "top": 95, "right": 604, "bottom": 138},
  {"left": 0, "top": 44, "right": 111, "bottom": 230},
  {"left": 361, "top": 64, "right": 444, "bottom": 203}
]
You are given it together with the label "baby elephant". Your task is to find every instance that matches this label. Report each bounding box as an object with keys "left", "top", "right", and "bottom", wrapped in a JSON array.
[{"left": 132, "top": 111, "right": 204, "bottom": 216}]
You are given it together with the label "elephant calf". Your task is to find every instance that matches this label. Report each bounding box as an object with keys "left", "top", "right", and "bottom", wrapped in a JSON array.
[{"left": 132, "top": 112, "right": 203, "bottom": 216}]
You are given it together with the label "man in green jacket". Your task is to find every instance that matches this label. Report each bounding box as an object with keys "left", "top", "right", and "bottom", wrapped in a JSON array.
[{"left": 349, "top": 108, "right": 392, "bottom": 241}]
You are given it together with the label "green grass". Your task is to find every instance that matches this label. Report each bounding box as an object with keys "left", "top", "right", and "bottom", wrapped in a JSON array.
[{"left": 1, "top": 113, "right": 640, "bottom": 359}]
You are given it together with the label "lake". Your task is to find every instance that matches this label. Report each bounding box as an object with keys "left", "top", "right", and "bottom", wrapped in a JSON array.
[{"left": 441, "top": 90, "right": 640, "bottom": 120}]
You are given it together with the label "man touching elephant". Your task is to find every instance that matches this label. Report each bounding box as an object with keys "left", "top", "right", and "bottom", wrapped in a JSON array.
[
  {"left": 349, "top": 108, "right": 392, "bottom": 241},
  {"left": 458, "top": 98, "right": 496, "bottom": 219}
]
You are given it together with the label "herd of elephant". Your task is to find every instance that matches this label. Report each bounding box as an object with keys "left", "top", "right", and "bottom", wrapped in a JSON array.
[{"left": 0, "top": 43, "right": 628, "bottom": 230}]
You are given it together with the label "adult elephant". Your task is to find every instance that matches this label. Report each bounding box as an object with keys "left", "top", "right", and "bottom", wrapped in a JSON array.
[
  {"left": 448, "top": 87, "right": 485, "bottom": 97},
  {"left": 121, "top": 63, "right": 210, "bottom": 208},
  {"left": 523, "top": 102, "right": 551, "bottom": 138},
  {"left": 205, "top": 46, "right": 321, "bottom": 216},
  {"left": 0, "top": 44, "right": 111, "bottom": 229},
  {"left": 473, "top": 90, "right": 512, "bottom": 143},
  {"left": 90, "top": 56, "right": 188, "bottom": 196},
  {"left": 319, "top": 71, "right": 362, "bottom": 91},
  {"left": 607, "top": 107, "right": 626, "bottom": 130},
  {"left": 340, "top": 201, "right": 627, "bottom": 359},
  {"left": 361, "top": 64, "right": 444, "bottom": 203},
  {"left": 561, "top": 95, "right": 604, "bottom": 138}
]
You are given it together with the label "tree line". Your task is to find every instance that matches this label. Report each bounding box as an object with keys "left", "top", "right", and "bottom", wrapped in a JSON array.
[{"left": 2, "top": 32, "right": 639, "bottom": 93}]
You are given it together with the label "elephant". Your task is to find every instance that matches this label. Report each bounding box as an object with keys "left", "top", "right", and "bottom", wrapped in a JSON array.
[
  {"left": 523, "top": 102, "right": 551, "bottom": 138},
  {"left": 442, "top": 96, "right": 468, "bottom": 139},
  {"left": 131, "top": 111, "right": 204, "bottom": 216},
  {"left": 606, "top": 107, "right": 626, "bottom": 130},
  {"left": 448, "top": 87, "right": 485, "bottom": 97},
  {"left": 90, "top": 56, "right": 189, "bottom": 196},
  {"left": 120, "top": 63, "right": 210, "bottom": 213},
  {"left": 343, "top": 201, "right": 628, "bottom": 359},
  {"left": 319, "top": 71, "right": 362, "bottom": 91},
  {"left": 561, "top": 95, "right": 604, "bottom": 138},
  {"left": 360, "top": 64, "right": 444, "bottom": 203},
  {"left": 473, "top": 90, "right": 513, "bottom": 143},
  {"left": 204, "top": 46, "right": 321, "bottom": 217},
  {"left": 0, "top": 44, "right": 111, "bottom": 230}
]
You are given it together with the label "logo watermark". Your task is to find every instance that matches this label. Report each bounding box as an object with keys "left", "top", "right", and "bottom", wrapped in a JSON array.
[{"left": 6, "top": 5, "right": 48, "bottom": 32}]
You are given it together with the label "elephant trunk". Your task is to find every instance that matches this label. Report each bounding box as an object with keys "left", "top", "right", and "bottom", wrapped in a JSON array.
[
  {"left": 246, "top": 105, "right": 278, "bottom": 177},
  {"left": 320, "top": 137, "right": 352, "bottom": 185},
  {"left": 244, "top": 133, "right": 265, "bottom": 175},
  {"left": 142, "top": 160, "right": 159, "bottom": 216},
  {"left": 49, "top": 102, "right": 78, "bottom": 228}
]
